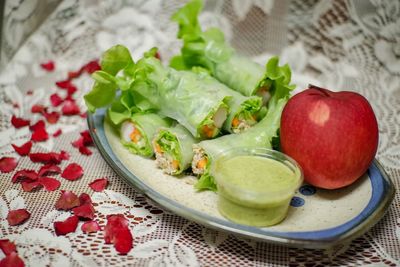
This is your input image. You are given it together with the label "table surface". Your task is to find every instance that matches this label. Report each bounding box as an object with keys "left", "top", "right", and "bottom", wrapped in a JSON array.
[{"left": 0, "top": 0, "right": 399, "bottom": 266}]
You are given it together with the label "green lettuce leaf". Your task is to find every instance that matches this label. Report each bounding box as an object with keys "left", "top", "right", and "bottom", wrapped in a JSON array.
[{"left": 195, "top": 172, "right": 217, "bottom": 192}]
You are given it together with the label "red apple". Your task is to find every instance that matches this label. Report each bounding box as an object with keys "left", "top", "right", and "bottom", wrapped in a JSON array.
[{"left": 280, "top": 86, "right": 378, "bottom": 189}]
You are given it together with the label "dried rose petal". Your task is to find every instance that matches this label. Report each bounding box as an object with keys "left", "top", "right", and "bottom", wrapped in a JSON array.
[
  {"left": 55, "top": 191, "right": 80, "bottom": 210},
  {"left": 81, "top": 221, "right": 101, "bottom": 233},
  {"left": 11, "top": 116, "right": 30, "bottom": 128},
  {"left": 12, "top": 170, "right": 38, "bottom": 183},
  {"left": 155, "top": 51, "right": 161, "bottom": 60},
  {"left": 31, "top": 104, "right": 47, "bottom": 114},
  {"left": 72, "top": 203, "right": 95, "bottom": 220},
  {"left": 29, "top": 120, "right": 45, "bottom": 131},
  {"left": 38, "top": 164, "right": 61, "bottom": 177},
  {"left": 104, "top": 214, "right": 129, "bottom": 244},
  {"left": 7, "top": 209, "right": 30, "bottom": 226},
  {"left": 38, "top": 177, "right": 61, "bottom": 191},
  {"left": 0, "top": 252, "right": 25, "bottom": 267},
  {"left": 50, "top": 93, "right": 63, "bottom": 107},
  {"left": 43, "top": 111, "right": 60, "bottom": 124},
  {"left": 31, "top": 127, "right": 49, "bottom": 142},
  {"left": 80, "top": 113, "right": 87, "bottom": 119},
  {"left": 89, "top": 178, "right": 108, "bottom": 192},
  {"left": 52, "top": 129, "right": 62, "bottom": 137},
  {"left": 80, "top": 130, "right": 93, "bottom": 146},
  {"left": 84, "top": 60, "right": 101, "bottom": 74},
  {"left": 11, "top": 141, "right": 32, "bottom": 156},
  {"left": 61, "top": 100, "right": 80, "bottom": 116},
  {"left": 54, "top": 216, "right": 79, "bottom": 236},
  {"left": 55, "top": 80, "right": 73, "bottom": 89},
  {"left": 113, "top": 227, "right": 133, "bottom": 254},
  {"left": 71, "top": 137, "right": 84, "bottom": 148},
  {"left": 21, "top": 181, "right": 42, "bottom": 192},
  {"left": 29, "top": 152, "right": 66, "bottom": 164},
  {"left": 79, "top": 193, "right": 92, "bottom": 205},
  {"left": 61, "top": 163, "right": 83, "bottom": 181},
  {"left": 40, "top": 60, "right": 55, "bottom": 72},
  {"left": 79, "top": 146, "right": 92, "bottom": 156},
  {"left": 67, "top": 70, "right": 82, "bottom": 80},
  {"left": 0, "top": 157, "right": 18, "bottom": 173},
  {"left": 0, "top": 239, "right": 17, "bottom": 255}
]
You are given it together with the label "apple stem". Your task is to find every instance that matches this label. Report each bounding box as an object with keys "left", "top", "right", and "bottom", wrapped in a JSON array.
[{"left": 309, "top": 84, "right": 330, "bottom": 97}]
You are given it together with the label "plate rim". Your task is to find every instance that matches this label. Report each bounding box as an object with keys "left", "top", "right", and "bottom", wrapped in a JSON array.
[{"left": 87, "top": 109, "right": 395, "bottom": 249}]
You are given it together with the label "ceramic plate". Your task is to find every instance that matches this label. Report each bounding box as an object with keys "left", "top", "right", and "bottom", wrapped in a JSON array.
[{"left": 87, "top": 108, "right": 395, "bottom": 249}]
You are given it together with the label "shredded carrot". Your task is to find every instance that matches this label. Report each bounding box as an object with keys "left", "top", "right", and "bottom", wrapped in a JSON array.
[
  {"left": 232, "top": 117, "right": 240, "bottom": 127},
  {"left": 171, "top": 160, "right": 179, "bottom": 170},
  {"left": 202, "top": 125, "right": 215, "bottom": 138},
  {"left": 129, "top": 128, "right": 142, "bottom": 143},
  {"left": 154, "top": 142, "right": 162, "bottom": 154},
  {"left": 196, "top": 158, "right": 208, "bottom": 169}
]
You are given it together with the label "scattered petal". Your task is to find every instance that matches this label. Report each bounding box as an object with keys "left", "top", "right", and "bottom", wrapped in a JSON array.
[
  {"left": 55, "top": 191, "right": 80, "bottom": 210},
  {"left": 31, "top": 127, "right": 49, "bottom": 142},
  {"left": 79, "top": 193, "right": 92, "bottom": 205},
  {"left": 67, "top": 70, "right": 82, "bottom": 80},
  {"left": 104, "top": 214, "right": 129, "bottom": 244},
  {"left": 80, "top": 113, "right": 87, "bottom": 119},
  {"left": 0, "top": 252, "right": 25, "bottom": 267},
  {"left": 11, "top": 116, "right": 30, "bottom": 128},
  {"left": 79, "top": 146, "right": 92, "bottom": 156},
  {"left": 54, "top": 216, "right": 79, "bottom": 236},
  {"left": 84, "top": 60, "right": 101, "bottom": 74},
  {"left": 29, "top": 120, "right": 45, "bottom": 132},
  {"left": 29, "top": 152, "right": 66, "bottom": 164},
  {"left": 71, "top": 137, "right": 84, "bottom": 148},
  {"left": 61, "top": 163, "right": 83, "bottom": 181},
  {"left": 38, "top": 164, "right": 61, "bottom": 177},
  {"left": 55, "top": 80, "right": 73, "bottom": 89},
  {"left": 0, "top": 157, "right": 18, "bottom": 173},
  {"left": 89, "top": 178, "right": 108, "bottom": 192},
  {"left": 40, "top": 60, "right": 55, "bottom": 72},
  {"left": 81, "top": 221, "right": 101, "bottom": 233},
  {"left": 11, "top": 141, "right": 32, "bottom": 156},
  {"left": 12, "top": 170, "right": 38, "bottom": 183},
  {"left": 7, "top": 209, "right": 30, "bottom": 226},
  {"left": 50, "top": 93, "right": 63, "bottom": 107},
  {"left": 114, "top": 227, "right": 133, "bottom": 254},
  {"left": 21, "top": 181, "right": 42, "bottom": 192},
  {"left": 104, "top": 214, "right": 133, "bottom": 254},
  {"left": 60, "top": 150, "right": 70, "bottom": 160},
  {"left": 80, "top": 130, "right": 93, "bottom": 146},
  {"left": 31, "top": 104, "right": 47, "bottom": 114},
  {"left": 52, "top": 129, "right": 62, "bottom": 137},
  {"left": 72, "top": 204, "right": 95, "bottom": 220},
  {"left": 43, "top": 111, "right": 60, "bottom": 124},
  {"left": 61, "top": 100, "right": 80, "bottom": 116},
  {"left": 0, "top": 239, "right": 17, "bottom": 255},
  {"left": 38, "top": 177, "right": 61, "bottom": 191}
]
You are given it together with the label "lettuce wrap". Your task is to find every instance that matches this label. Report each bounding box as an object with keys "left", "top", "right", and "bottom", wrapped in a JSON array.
[
  {"left": 153, "top": 124, "right": 198, "bottom": 175},
  {"left": 170, "top": 0, "right": 290, "bottom": 103}
]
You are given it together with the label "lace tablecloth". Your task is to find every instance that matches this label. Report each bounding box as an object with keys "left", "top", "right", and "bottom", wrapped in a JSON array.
[{"left": 0, "top": 0, "right": 399, "bottom": 266}]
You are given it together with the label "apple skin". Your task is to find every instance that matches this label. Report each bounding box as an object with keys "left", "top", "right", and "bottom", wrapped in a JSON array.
[{"left": 280, "top": 86, "right": 379, "bottom": 189}]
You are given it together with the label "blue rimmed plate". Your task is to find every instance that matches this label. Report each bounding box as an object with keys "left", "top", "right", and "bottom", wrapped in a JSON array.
[{"left": 87, "top": 108, "right": 395, "bottom": 249}]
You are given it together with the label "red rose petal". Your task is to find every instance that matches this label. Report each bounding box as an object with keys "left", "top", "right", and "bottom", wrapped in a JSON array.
[
  {"left": 79, "top": 193, "right": 92, "bottom": 205},
  {"left": 81, "top": 221, "right": 101, "bottom": 233},
  {"left": 89, "top": 178, "right": 108, "bottom": 192},
  {"left": 61, "top": 100, "right": 80, "bottom": 116},
  {"left": 21, "top": 181, "right": 42, "bottom": 192},
  {"left": 50, "top": 93, "right": 64, "bottom": 107},
  {"left": 11, "top": 116, "right": 30, "bottom": 128},
  {"left": 11, "top": 141, "right": 32, "bottom": 156},
  {"left": 71, "top": 137, "right": 84, "bottom": 148},
  {"left": 0, "top": 252, "right": 25, "bottom": 267},
  {"left": 29, "top": 120, "right": 45, "bottom": 131},
  {"left": 84, "top": 60, "right": 101, "bottom": 74},
  {"left": 0, "top": 157, "right": 18, "bottom": 173},
  {"left": 80, "top": 113, "right": 87, "bottom": 119},
  {"left": 38, "top": 164, "right": 61, "bottom": 177},
  {"left": 12, "top": 170, "right": 38, "bottom": 183},
  {"left": 52, "top": 129, "right": 62, "bottom": 137},
  {"left": 55, "top": 80, "right": 72, "bottom": 89},
  {"left": 7, "top": 209, "right": 30, "bottom": 226},
  {"left": 72, "top": 204, "right": 95, "bottom": 220},
  {"left": 40, "top": 60, "right": 55, "bottom": 72},
  {"left": 31, "top": 104, "right": 47, "bottom": 114},
  {"left": 38, "top": 177, "right": 61, "bottom": 191},
  {"left": 61, "top": 163, "right": 83, "bottom": 181},
  {"left": 104, "top": 214, "right": 129, "bottom": 244},
  {"left": 155, "top": 51, "right": 161, "bottom": 60},
  {"left": 43, "top": 111, "right": 60, "bottom": 124},
  {"left": 114, "top": 227, "right": 133, "bottom": 254},
  {"left": 79, "top": 146, "right": 92, "bottom": 156},
  {"left": 55, "top": 191, "right": 80, "bottom": 210},
  {"left": 54, "top": 216, "right": 79, "bottom": 236},
  {"left": 29, "top": 152, "right": 66, "bottom": 164},
  {"left": 31, "top": 127, "right": 49, "bottom": 142},
  {"left": 0, "top": 239, "right": 17, "bottom": 255},
  {"left": 80, "top": 130, "right": 93, "bottom": 146},
  {"left": 67, "top": 70, "right": 82, "bottom": 80}
]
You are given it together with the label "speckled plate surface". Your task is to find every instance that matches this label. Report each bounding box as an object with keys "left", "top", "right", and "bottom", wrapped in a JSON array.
[{"left": 88, "top": 108, "right": 395, "bottom": 249}]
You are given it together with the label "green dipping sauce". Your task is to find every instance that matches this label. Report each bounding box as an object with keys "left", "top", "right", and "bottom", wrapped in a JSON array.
[{"left": 213, "top": 154, "right": 302, "bottom": 227}]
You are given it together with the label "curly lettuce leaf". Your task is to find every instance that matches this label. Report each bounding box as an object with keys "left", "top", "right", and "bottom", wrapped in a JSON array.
[{"left": 195, "top": 172, "right": 217, "bottom": 192}]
